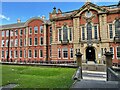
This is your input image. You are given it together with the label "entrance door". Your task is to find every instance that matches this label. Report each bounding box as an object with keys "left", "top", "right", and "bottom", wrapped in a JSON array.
[{"left": 86, "top": 47, "right": 95, "bottom": 61}]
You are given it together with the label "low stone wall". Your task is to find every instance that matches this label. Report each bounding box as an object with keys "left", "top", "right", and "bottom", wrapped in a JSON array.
[
  {"left": 1, "top": 62, "right": 77, "bottom": 68},
  {"left": 107, "top": 68, "right": 120, "bottom": 81}
]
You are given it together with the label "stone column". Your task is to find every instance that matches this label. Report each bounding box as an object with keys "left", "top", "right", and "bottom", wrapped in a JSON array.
[
  {"left": 43, "top": 24, "right": 47, "bottom": 61},
  {"left": 104, "top": 52, "right": 113, "bottom": 68},
  {"left": 51, "top": 21, "right": 57, "bottom": 61},
  {"left": 99, "top": 14, "right": 108, "bottom": 41},
  {"left": 73, "top": 18, "right": 80, "bottom": 61},
  {"left": 75, "top": 49, "right": 83, "bottom": 79},
  {"left": 25, "top": 27, "right": 29, "bottom": 62},
  {"left": 104, "top": 51, "right": 113, "bottom": 81}
]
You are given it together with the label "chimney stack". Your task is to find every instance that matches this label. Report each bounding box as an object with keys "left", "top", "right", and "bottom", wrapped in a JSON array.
[
  {"left": 17, "top": 18, "right": 21, "bottom": 23},
  {"left": 42, "top": 15, "right": 46, "bottom": 20}
]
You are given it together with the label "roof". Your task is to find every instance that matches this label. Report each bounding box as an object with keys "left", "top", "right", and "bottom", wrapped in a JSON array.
[
  {"left": 0, "top": 22, "right": 25, "bottom": 30},
  {"left": 0, "top": 17, "right": 50, "bottom": 30},
  {"left": 50, "top": 2, "right": 120, "bottom": 21}
]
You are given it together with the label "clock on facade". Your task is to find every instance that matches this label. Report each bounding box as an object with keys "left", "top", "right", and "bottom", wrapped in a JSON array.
[{"left": 85, "top": 11, "right": 92, "bottom": 18}]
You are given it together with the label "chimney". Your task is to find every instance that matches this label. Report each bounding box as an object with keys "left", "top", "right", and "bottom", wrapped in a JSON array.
[
  {"left": 17, "top": 18, "right": 21, "bottom": 23},
  {"left": 52, "top": 7, "right": 56, "bottom": 14},
  {"left": 58, "top": 9, "right": 62, "bottom": 14},
  {"left": 42, "top": 15, "right": 46, "bottom": 20}
]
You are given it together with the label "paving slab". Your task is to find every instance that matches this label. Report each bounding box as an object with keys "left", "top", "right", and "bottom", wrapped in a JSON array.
[
  {"left": 71, "top": 70, "right": 120, "bottom": 89},
  {"left": 71, "top": 80, "right": 119, "bottom": 88}
]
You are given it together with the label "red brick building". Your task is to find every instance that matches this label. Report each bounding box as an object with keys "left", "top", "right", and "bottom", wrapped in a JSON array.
[
  {"left": 0, "top": 17, "right": 48, "bottom": 63},
  {"left": 0, "top": 2, "right": 120, "bottom": 66}
]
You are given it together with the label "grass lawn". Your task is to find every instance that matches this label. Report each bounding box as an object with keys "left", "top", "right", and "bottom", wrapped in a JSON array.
[{"left": 0, "top": 65, "right": 76, "bottom": 88}]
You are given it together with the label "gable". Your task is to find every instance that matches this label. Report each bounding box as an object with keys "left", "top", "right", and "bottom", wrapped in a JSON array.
[{"left": 73, "top": 2, "right": 107, "bottom": 17}]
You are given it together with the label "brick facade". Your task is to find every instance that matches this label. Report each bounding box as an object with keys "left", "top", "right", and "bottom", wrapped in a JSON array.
[{"left": 0, "top": 2, "right": 120, "bottom": 65}]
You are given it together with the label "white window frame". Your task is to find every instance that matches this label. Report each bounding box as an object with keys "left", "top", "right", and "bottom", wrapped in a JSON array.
[
  {"left": 110, "top": 47, "right": 114, "bottom": 59},
  {"left": 24, "top": 39, "right": 26, "bottom": 46},
  {"left": 6, "top": 50, "right": 8, "bottom": 58},
  {"left": 69, "top": 27, "right": 73, "bottom": 42},
  {"left": 50, "top": 49, "right": 51, "bottom": 58},
  {"left": 15, "top": 39, "right": 18, "bottom": 47},
  {"left": 34, "top": 26, "right": 38, "bottom": 34},
  {"left": 116, "top": 46, "right": 120, "bottom": 59},
  {"left": 81, "top": 27, "right": 85, "bottom": 40},
  {"left": 29, "top": 38, "right": 32, "bottom": 46},
  {"left": 40, "top": 37, "right": 43, "bottom": 45},
  {"left": 1, "top": 40, "right": 4, "bottom": 47},
  {"left": 20, "top": 39, "right": 23, "bottom": 47},
  {"left": 58, "top": 26, "right": 72, "bottom": 42},
  {"left": 29, "top": 27, "right": 32, "bottom": 34},
  {"left": 24, "top": 29, "right": 26, "bottom": 35},
  {"left": 28, "top": 50, "right": 32, "bottom": 58},
  {"left": 94, "top": 25, "right": 98, "bottom": 39},
  {"left": 40, "top": 26, "right": 43, "bottom": 33},
  {"left": 6, "top": 30, "right": 9, "bottom": 37},
  {"left": 10, "top": 39, "right": 13, "bottom": 47},
  {"left": 10, "top": 31, "right": 14, "bottom": 36},
  {"left": 20, "top": 29, "right": 23, "bottom": 36},
  {"left": 58, "top": 49, "right": 61, "bottom": 59},
  {"left": 10, "top": 50, "right": 13, "bottom": 58},
  {"left": 58, "top": 28, "right": 62, "bottom": 42},
  {"left": 2, "top": 31, "right": 4, "bottom": 37},
  {"left": 108, "top": 23, "right": 113, "bottom": 39},
  {"left": 15, "top": 29, "right": 18, "bottom": 36},
  {"left": 34, "top": 37, "right": 38, "bottom": 46},
  {"left": 114, "top": 20, "right": 120, "bottom": 37},
  {"left": 70, "top": 48, "right": 73, "bottom": 59},
  {"left": 6, "top": 40, "right": 8, "bottom": 47},
  {"left": 62, "top": 48, "right": 68, "bottom": 59},
  {"left": 34, "top": 50, "right": 37, "bottom": 58},
  {"left": 14, "top": 50, "right": 18, "bottom": 58},
  {"left": 39, "top": 50, "right": 43, "bottom": 58},
  {"left": 19, "top": 50, "right": 22, "bottom": 58},
  {"left": 24, "top": 50, "right": 26, "bottom": 58},
  {"left": 1, "top": 50, "right": 4, "bottom": 58}
]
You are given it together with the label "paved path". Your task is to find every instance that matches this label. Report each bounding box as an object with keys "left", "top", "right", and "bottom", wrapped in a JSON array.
[
  {"left": 71, "top": 70, "right": 120, "bottom": 89},
  {"left": 0, "top": 84, "right": 18, "bottom": 90},
  {"left": 71, "top": 80, "right": 119, "bottom": 88}
]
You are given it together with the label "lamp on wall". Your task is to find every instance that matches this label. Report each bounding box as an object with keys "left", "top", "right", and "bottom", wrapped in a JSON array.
[
  {"left": 104, "top": 48, "right": 107, "bottom": 53},
  {"left": 76, "top": 49, "right": 80, "bottom": 54}
]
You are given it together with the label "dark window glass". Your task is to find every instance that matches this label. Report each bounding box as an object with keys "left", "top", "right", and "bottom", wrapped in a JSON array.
[
  {"left": 82, "top": 27, "right": 85, "bottom": 40},
  {"left": 87, "top": 23, "right": 92, "bottom": 40},
  {"left": 63, "top": 26, "right": 68, "bottom": 41},
  {"left": 115, "top": 20, "right": 120, "bottom": 37},
  {"left": 94, "top": 26, "right": 98, "bottom": 39},
  {"left": 109, "top": 24, "right": 113, "bottom": 39}
]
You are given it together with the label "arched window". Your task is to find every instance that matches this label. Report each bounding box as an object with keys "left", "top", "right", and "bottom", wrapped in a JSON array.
[
  {"left": 115, "top": 20, "right": 120, "bottom": 37},
  {"left": 87, "top": 23, "right": 92, "bottom": 40},
  {"left": 63, "top": 26, "right": 68, "bottom": 41}
]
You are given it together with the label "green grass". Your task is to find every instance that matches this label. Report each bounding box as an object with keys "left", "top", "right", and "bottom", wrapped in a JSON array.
[{"left": 0, "top": 65, "right": 76, "bottom": 88}]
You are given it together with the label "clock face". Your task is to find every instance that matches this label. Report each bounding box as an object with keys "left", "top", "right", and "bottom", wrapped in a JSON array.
[{"left": 85, "top": 11, "right": 92, "bottom": 18}]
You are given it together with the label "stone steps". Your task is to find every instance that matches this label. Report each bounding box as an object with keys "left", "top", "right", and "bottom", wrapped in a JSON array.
[{"left": 82, "top": 62, "right": 106, "bottom": 71}]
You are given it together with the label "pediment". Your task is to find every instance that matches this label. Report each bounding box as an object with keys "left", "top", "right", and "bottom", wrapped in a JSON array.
[
  {"left": 24, "top": 17, "right": 44, "bottom": 26},
  {"left": 73, "top": 2, "right": 107, "bottom": 17}
]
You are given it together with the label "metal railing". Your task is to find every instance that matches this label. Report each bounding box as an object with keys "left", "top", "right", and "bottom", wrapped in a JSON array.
[{"left": 107, "top": 67, "right": 120, "bottom": 81}]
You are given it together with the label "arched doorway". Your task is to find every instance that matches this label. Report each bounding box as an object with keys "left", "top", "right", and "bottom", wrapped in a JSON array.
[{"left": 86, "top": 46, "right": 96, "bottom": 62}]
